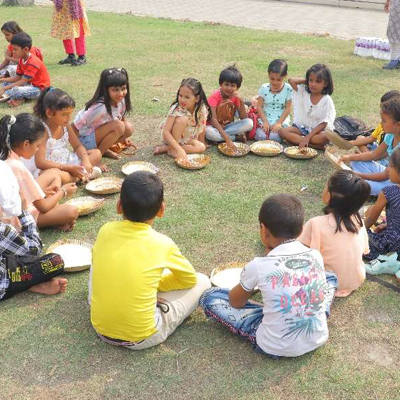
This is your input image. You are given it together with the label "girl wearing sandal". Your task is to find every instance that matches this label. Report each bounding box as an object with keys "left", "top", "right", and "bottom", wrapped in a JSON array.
[{"left": 72, "top": 68, "right": 135, "bottom": 160}]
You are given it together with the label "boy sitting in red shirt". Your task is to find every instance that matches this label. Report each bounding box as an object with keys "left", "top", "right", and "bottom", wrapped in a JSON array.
[{"left": 0, "top": 32, "right": 50, "bottom": 107}]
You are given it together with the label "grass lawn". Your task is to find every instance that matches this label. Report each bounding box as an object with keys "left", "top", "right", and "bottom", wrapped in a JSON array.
[{"left": 0, "top": 5, "right": 400, "bottom": 400}]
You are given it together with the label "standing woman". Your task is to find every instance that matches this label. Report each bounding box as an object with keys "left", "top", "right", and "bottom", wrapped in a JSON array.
[
  {"left": 383, "top": 0, "right": 400, "bottom": 70},
  {"left": 50, "top": 0, "right": 91, "bottom": 67}
]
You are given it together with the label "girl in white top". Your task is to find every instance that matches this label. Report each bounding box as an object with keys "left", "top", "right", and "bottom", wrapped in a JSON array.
[
  {"left": 280, "top": 63, "right": 336, "bottom": 150},
  {"left": 32, "top": 88, "right": 102, "bottom": 184}
]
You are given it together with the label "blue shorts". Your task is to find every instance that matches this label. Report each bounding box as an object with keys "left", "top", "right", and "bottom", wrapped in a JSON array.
[
  {"left": 293, "top": 123, "right": 311, "bottom": 136},
  {"left": 79, "top": 132, "right": 97, "bottom": 150}
]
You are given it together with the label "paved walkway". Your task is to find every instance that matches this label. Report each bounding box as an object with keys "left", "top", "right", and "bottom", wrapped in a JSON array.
[{"left": 35, "top": 0, "right": 388, "bottom": 40}]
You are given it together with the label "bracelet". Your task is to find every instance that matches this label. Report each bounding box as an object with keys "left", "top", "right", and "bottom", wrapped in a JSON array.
[
  {"left": 61, "top": 188, "right": 67, "bottom": 198},
  {"left": 60, "top": 164, "right": 63, "bottom": 171}
]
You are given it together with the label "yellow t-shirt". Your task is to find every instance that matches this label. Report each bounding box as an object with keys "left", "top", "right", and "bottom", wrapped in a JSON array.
[
  {"left": 90, "top": 220, "right": 197, "bottom": 342},
  {"left": 371, "top": 123, "right": 385, "bottom": 145}
]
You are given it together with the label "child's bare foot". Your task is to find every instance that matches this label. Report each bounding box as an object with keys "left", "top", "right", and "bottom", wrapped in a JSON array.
[
  {"left": 8, "top": 99, "right": 24, "bottom": 107},
  {"left": 99, "top": 163, "right": 110, "bottom": 172},
  {"left": 153, "top": 145, "right": 168, "bottom": 155},
  {"left": 104, "top": 149, "right": 121, "bottom": 159},
  {"left": 56, "top": 219, "right": 76, "bottom": 232},
  {"left": 236, "top": 133, "right": 247, "bottom": 143},
  {"left": 28, "top": 278, "right": 68, "bottom": 295}
]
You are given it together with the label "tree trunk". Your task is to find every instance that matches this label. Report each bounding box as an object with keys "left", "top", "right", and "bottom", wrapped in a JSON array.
[{"left": 2, "top": 0, "right": 35, "bottom": 5}]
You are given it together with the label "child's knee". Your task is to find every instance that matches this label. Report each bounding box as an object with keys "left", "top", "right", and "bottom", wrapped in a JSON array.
[
  {"left": 174, "top": 116, "right": 189, "bottom": 129},
  {"left": 91, "top": 149, "right": 102, "bottom": 163},
  {"left": 109, "top": 120, "right": 125, "bottom": 133},
  {"left": 243, "top": 118, "right": 253, "bottom": 131},
  {"left": 125, "top": 120, "right": 134, "bottom": 135},
  {"left": 65, "top": 205, "right": 79, "bottom": 221}
]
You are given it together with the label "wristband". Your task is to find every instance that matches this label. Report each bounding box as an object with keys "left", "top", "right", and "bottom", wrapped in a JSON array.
[{"left": 61, "top": 188, "right": 67, "bottom": 198}]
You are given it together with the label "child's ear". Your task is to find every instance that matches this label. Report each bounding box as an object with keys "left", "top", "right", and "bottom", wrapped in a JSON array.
[
  {"left": 116, "top": 198, "right": 123, "bottom": 215},
  {"left": 22, "top": 139, "right": 30, "bottom": 150},
  {"left": 156, "top": 201, "right": 166, "bottom": 218},
  {"left": 45, "top": 109, "right": 54, "bottom": 119},
  {"left": 195, "top": 95, "right": 200, "bottom": 103}
]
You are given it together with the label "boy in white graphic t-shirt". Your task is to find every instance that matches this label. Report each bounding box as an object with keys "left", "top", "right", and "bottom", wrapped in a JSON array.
[{"left": 200, "top": 194, "right": 338, "bottom": 358}]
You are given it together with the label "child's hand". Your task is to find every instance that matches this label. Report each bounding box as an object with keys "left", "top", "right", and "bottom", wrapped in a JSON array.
[
  {"left": 176, "top": 147, "right": 188, "bottom": 162},
  {"left": 82, "top": 160, "right": 93, "bottom": 174},
  {"left": 262, "top": 122, "right": 271, "bottom": 133},
  {"left": 44, "top": 185, "right": 59, "bottom": 197},
  {"left": 62, "top": 183, "right": 77, "bottom": 197},
  {"left": 299, "top": 136, "right": 310, "bottom": 149},
  {"left": 271, "top": 123, "right": 282, "bottom": 132},
  {"left": 339, "top": 154, "right": 352, "bottom": 163},
  {"left": 68, "top": 165, "right": 86, "bottom": 179},
  {"left": 374, "top": 223, "right": 387, "bottom": 233},
  {"left": 226, "top": 138, "right": 236, "bottom": 151}
]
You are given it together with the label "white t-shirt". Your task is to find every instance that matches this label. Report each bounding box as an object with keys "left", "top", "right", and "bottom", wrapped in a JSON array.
[
  {"left": 240, "top": 241, "right": 329, "bottom": 357},
  {"left": 292, "top": 84, "right": 336, "bottom": 131},
  {"left": 0, "top": 160, "right": 21, "bottom": 217}
]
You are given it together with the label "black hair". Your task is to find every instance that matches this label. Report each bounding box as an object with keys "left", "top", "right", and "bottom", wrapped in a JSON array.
[
  {"left": 324, "top": 170, "right": 370, "bottom": 234},
  {"left": 34, "top": 88, "right": 76, "bottom": 119},
  {"left": 305, "top": 63, "right": 334, "bottom": 95},
  {"left": 219, "top": 64, "right": 243, "bottom": 88},
  {"left": 268, "top": 59, "right": 288, "bottom": 77},
  {"left": 171, "top": 78, "right": 212, "bottom": 124},
  {"left": 10, "top": 32, "right": 32, "bottom": 49},
  {"left": 85, "top": 68, "right": 132, "bottom": 117},
  {"left": 1, "top": 21, "right": 23, "bottom": 35},
  {"left": 259, "top": 194, "right": 304, "bottom": 239},
  {"left": 390, "top": 147, "right": 400, "bottom": 175},
  {"left": 381, "top": 90, "right": 400, "bottom": 103},
  {"left": 0, "top": 113, "right": 45, "bottom": 160},
  {"left": 120, "top": 171, "right": 164, "bottom": 222},
  {"left": 381, "top": 96, "right": 400, "bottom": 122}
]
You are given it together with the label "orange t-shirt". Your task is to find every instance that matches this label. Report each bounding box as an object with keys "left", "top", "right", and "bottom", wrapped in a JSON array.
[{"left": 16, "top": 53, "right": 50, "bottom": 90}]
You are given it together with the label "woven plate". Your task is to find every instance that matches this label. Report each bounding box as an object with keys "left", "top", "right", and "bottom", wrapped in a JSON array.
[
  {"left": 175, "top": 154, "right": 211, "bottom": 170},
  {"left": 325, "top": 129, "right": 354, "bottom": 150},
  {"left": 47, "top": 240, "right": 92, "bottom": 272},
  {"left": 65, "top": 196, "right": 105, "bottom": 216},
  {"left": 210, "top": 266, "right": 258, "bottom": 291},
  {"left": 324, "top": 148, "right": 351, "bottom": 171},
  {"left": 218, "top": 142, "right": 250, "bottom": 157},
  {"left": 121, "top": 161, "right": 159, "bottom": 175},
  {"left": 85, "top": 177, "right": 123, "bottom": 195},
  {"left": 250, "top": 140, "right": 283, "bottom": 157},
  {"left": 284, "top": 146, "right": 318, "bottom": 159}
]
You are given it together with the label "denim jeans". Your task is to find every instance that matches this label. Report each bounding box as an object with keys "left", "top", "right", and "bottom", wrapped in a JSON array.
[
  {"left": 351, "top": 160, "right": 394, "bottom": 196},
  {"left": 199, "top": 272, "right": 337, "bottom": 358},
  {"left": 205, "top": 118, "right": 253, "bottom": 142},
  {"left": 2, "top": 83, "right": 41, "bottom": 100},
  {"left": 255, "top": 128, "right": 282, "bottom": 142}
]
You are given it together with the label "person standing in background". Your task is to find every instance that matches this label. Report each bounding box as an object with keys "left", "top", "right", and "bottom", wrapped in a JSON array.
[
  {"left": 50, "top": 0, "right": 90, "bottom": 67},
  {"left": 383, "top": 0, "right": 400, "bottom": 70}
]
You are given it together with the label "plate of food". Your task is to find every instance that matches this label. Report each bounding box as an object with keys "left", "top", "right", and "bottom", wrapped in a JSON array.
[
  {"left": 284, "top": 146, "right": 318, "bottom": 160},
  {"left": 218, "top": 142, "right": 250, "bottom": 157},
  {"left": 210, "top": 266, "right": 258, "bottom": 291},
  {"left": 85, "top": 177, "right": 123, "bottom": 195},
  {"left": 325, "top": 129, "right": 354, "bottom": 150},
  {"left": 121, "top": 161, "right": 159, "bottom": 175},
  {"left": 324, "top": 148, "right": 351, "bottom": 171},
  {"left": 47, "top": 240, "right": 92, "bottom": 272},
  {"left": 250, "top": 140, "right": 284, "bottom": 157},
  {"left": 175, "top": 154, "right": 211, "bottom": 170},
  {"left": 65, "top": 196, "right": 105, "bottom": 216}
]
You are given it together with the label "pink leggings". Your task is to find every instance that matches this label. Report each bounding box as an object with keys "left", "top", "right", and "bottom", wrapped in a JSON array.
[{"left": 62, "top": 19, "right": 86, "bottom": 56}]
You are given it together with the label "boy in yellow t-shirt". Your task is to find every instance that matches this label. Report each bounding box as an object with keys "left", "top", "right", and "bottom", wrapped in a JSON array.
[
  {"left": 89, "top": 171, "right": 210, "bottom": 349},
  {"left": 350, "top": 90, "right": 399, "bottom": 153}
]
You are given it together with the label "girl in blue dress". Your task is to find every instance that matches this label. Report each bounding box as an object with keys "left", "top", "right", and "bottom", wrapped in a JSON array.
[
  {"left": 364, "top": 148, "right": 400, "bottom": 270},
  {"left": 255, "top": 59, "right": 292, "bottom": 142}
]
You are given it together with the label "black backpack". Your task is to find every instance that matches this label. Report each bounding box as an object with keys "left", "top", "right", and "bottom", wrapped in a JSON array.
[{"left": 334, "top": 116, "right": 374, "bottom": 141}]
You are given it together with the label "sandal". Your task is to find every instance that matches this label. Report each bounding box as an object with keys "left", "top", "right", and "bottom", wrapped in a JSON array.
[{"left": 365, "top": 252, "right": 400, "bottom": 275}]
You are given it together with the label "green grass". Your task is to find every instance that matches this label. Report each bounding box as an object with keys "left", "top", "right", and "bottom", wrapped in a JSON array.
[{"left": 0, "top": 5, "right": 400, "bottom": 400}]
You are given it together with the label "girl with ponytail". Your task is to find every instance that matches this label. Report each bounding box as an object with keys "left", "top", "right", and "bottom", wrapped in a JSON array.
[{"left": 299, "top": 170, "right": 371, "bottom": 297}]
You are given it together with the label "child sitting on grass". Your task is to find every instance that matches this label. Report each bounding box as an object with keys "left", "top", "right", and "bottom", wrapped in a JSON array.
[
  {"left": 0, "top": 33, "right": 49, "bottom": 107},
  {"left": 349, "top": 90, "right": 400, "bottom": 153},
  {"left": 363, "top": 149, "right": 400, "bottom": 276},
  {"left": 89, "top": 171, "right": 211, "bottom": 349},
  {"left": 0, "top": 162, "right": 67, "bottom": 301},
  {"left": 153, "top": 78, "right": 210, "bottom": 161},
  {"left": 205, "top": 65, "right": 253, "bottom": 150},
  {"left": 279, "top": 63, "right": 335, "bottom": 150},
  {"left": 255, "top": 59, "right": 292, "bottom": 143},
  {"left": 299, "top": 171, "right": 371, "bottom": 297},
  {"left": 200, "top": 194, "right": 337, "bottom": 358}
]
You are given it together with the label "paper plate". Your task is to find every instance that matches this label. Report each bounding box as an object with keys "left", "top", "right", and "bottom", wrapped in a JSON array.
[
  {"left": 210, "top": 267, "right": 258, "bottom": 291},
  {"left": 47, "top": 240, "right": 92, "bottom": 272},
  {"left": 175, "top": 154, "right": 211, "bottom": 170},
  {"left": 218, "top": 142, "right": 250, "bottom": 157},
  {"left": 65, "top": 196, "right": 105, "bottom": 216},
  {"left": 85, "top": 177, "right": 123, "bottom": 195},
  {"left": 325, "top": 129, "right": 354, "bottom": 150},
  {"left": 324, "top": 148, "right": 351, "bottom": 171},
  {"left": 284, "top": 146, "right": 318, "bottom": 159},
  {"left": 250, "top": 140, "right": 283, "bottom": 157},
  {"left": 121, "top": 161, "right": 159, "bottom": 176}
]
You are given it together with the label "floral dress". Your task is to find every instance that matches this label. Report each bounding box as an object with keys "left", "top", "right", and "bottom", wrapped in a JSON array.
[
  {"left": 159, "top": 104, "right": 207, "bottom": 145},
  {"left": 50, "top": 0, "right": 91, "bottom": 40},
  {"left": 365, "top": 184, "right": 400, "bottom": 260}
]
